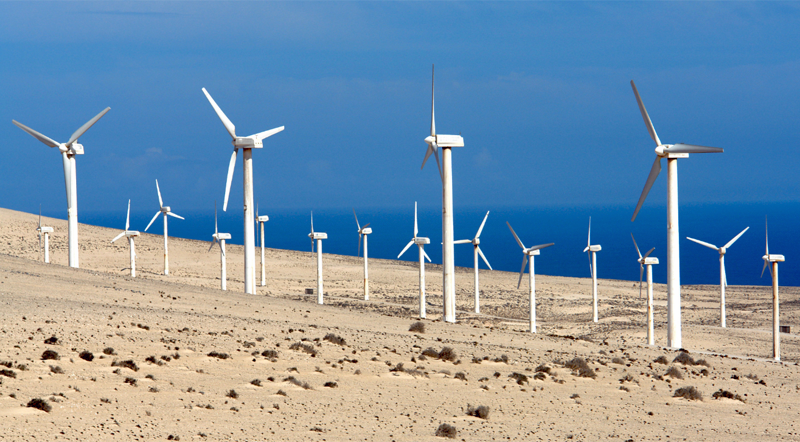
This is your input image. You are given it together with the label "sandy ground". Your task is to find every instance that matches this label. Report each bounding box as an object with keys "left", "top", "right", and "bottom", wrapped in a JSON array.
[{"left": 0, "top": 207, "right": 799, "bottom": 441}]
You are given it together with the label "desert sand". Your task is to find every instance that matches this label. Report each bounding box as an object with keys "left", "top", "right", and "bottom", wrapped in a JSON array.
[{"left": 0, "top": 206, "right": 799, "bottom": 441}]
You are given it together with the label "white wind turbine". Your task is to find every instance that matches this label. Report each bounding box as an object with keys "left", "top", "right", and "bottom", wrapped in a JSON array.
[
  {"left": 209, "top": 202, "right": 231, "bottom": 291},
  {"left": 256, "top": 203, "right": 269, "bottom": 287},
  {"left": 583, "top": 217, "right": 602, "bottom": 323},
  {"left": 309, "top": 212, "right": 328, "bottom": 305},
  {"left": 354, "top": 209, "right": 372, "bottom": 301},
  {"left": 507, "top": 222, "right": 553, "bottom": 333},
  {"left": 13, "top": 107, "right": 110, "bottom": 268},
  {"left": 421, "top": 65, "right": 465, "bottom": 324},
  {"left": 686, "top": 226, "right": 749, "bottom": 328},
  {"left": 454, "top": 211, "right": 492, "bottom": 314},
  {"left": 111, "top": 200, "right": 140, "bottom": 277},
  {"left": 760, "top": 217, "right": 785, "bottom": 362},
  {"left": 631, "top": 233, "right": 658, "bottom": 345},
  {"left": 398, "top": 202, "right": 432, "bottom": 319},
  {"left": 202, "top": 87, "right": 284, "bottom": 295},
  {"left": 629, "top": 80, "right": 724, "bottom": 349},
  {"left": 144, "top": 180, "right": 184, "bottom": 275},
  {"left": 36, "top": 207, "right": 53, "bottom": 264}
]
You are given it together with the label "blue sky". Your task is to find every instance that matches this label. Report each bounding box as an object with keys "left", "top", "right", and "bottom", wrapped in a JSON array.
[{"left": 2, "top": 1, "right": 799, "bottom": 216}]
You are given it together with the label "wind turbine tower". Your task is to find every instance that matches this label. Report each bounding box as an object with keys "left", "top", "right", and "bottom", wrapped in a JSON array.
[
  {"left": 210, "top": 202, "right": 231, "bottom": 291},
  {"left": 507, "top": 222, "right": 553, "bottom": 333},
  {"left": 37, "top": 208, "right": 53, "bottom": 264},
  {"left": 760, "top": 217, "right": 785, "bottom": 362},
  {"left": 13, "top": 107, "right": 110, "bottom": 268},
  {"left": 111, "top": 200, "right": 140, "bottom": 277},
  {"left": 354, "top": 209, "right": 372, "bottom": 301},
  {"left": 687, "top": 226, "right": 749, "bottom": 328},
  {"left": 144, "top": 180, "right": 184, "bottom": 275},
  {"left": 455, "top": 211, "right": 492, "bottom": 314},
  {"left": 632, "top": 233, "right": 658, "bottom": 345},
  {"left": 398, "top": 202, "right": 432, "bottom": 319},
  {"left": 256, "top": 204, "right": 269, "bottom": 287},
  {"left": 583, "top": 217, "right": 602, "bottom": 322},
  {"left": 629, "top": 80, "right": 724, "bottom": 349},
  {"left": 202, "top": 87, "right": 284, "bottom": 295},
  {"left": 421, "top": 65, "right": 465, "bottom": 323},
  {"left": 309, "top": 212, "right": 328, "bottom": 304}
]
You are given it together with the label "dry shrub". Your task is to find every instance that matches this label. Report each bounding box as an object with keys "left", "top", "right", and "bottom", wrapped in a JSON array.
[
  {"left": 654, "top": 356, "right": 669, "bottom": 365},
  {"left": 103, "top": 347, "right": 116, "bottom": 356},
  {"left": 44, "top": 336, "right": 58, "bottom": 345},
  {"left": 49, "top": 365, "right": 64, "bottom": 374},
  {"left": 454, "top": 372, "right": 467, "bottom": 381},
  {"left": 0, "top": 368, "right": 16, "bottom": 379},
  {"left": 533, "top": 372, "right": 547, "bottom": 381},
  {"left": 289, "top": 342, "right": 318, "bottom": 357},
  {"left": 145, "top": 356, "right": 163, "bottom": 366},
  {"left": 41, "top": 350, "right": 59, "bottom": 361},
  {"left": 261, "top": 350, "right": 279, "bottom": 360},
  {"left": 493, "top": 355, "right": 509, "bottom": 364},
  {"left": 207, "top": 351, "right": 230, "bottom": 360},
  {"left": 665, "top": 366, "right": 683, "bottom": 379},
  {"left": 564, "top": 357, "right": 595, "bottom": 378},
  {"left": 435, "top": 423, "right": 457, "bottom": 438},
  {"left": 27, "top": 398, "right": 51, "bottom": 413},
  {"left": 509, "top": 372, "right": 529, "bottom": 385},
  {"left": 276, "top": 389, "right": 287, "bottom": 396},
  {"left": 0, "top": 361, "right": 12, "bottom": 368},
  {"left": 673, "top": 352, "right": 698, "bottom": 366},
  {"left": 712, "top": 389, "right": 745, "bottom": 402},
  {"left": 324, "top": 381, "right": 338, "bottom": 388},
  {"left": 535, "top": 364, "right": 551, "bottom": 374},
  {"left": 111, "top": 360, "right": 139, "bottom": 372},
  {"left": 284, "top": 376, "right": 312, "bottom": 390},
  {"left": 79, "top": 351, "right": 94, "bottom": 362},
  {"left": 226, "top": 389, "right": 238, "bottom": 399},
  {"left": 673, "top": 386, "right": 702, "bottom": 401},
  {"left": 124, "top": 377, "right": 137, "bottom": 386},
  {"left": 323, "top": 333, "right": 346, "bottom": 346},
  {"left": 251, "top": 379, "right": 262, "bottom": 387},
  {"left": 466, "top": 404, "right": 490, "bottom": 419},
  {"left": 438, "top": 347, "right": 457, "bottom": 362},
  {"left": 421, "top": 348, "right": 439, "bottom": 358},
  {"left": 409, "top": 321, "right": 425, "bottom": 333},
  {"left": 611, "top": 357, "right": 625, "bottom": 365}
]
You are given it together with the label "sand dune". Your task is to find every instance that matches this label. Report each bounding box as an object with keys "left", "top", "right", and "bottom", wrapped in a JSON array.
[{"left": 0, "top": 207, "right": 798, "bottom": 441}]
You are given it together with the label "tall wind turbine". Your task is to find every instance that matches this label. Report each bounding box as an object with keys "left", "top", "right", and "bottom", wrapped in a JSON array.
[
  {"left": 507, "top": 222, "right": 553, "bottom": 333},
  {"left": 209, "top": 202, "right": 231, "bottom": 291},
  {"left": 144, "top": 180, "right": 184, "bottom": 275},
  {"left": 13, "top": 107, "right": 110, "bottom": 268},
  {"left": 454, "top": 211, "right": 492, "bottom": 314},
  {"left": 354, "top": 209, "right": 372, "bottom": 301},
  {"left": 686, "top": 226, "right": 749, "bottom": 328},
  {"left": 760, "top": 217, "right": 785, "bottom": 362},
  {"left": 629, "top": 80, "right": 724, "bottom": 349},
  {"left": 632, "top": 233, "right": 658, "bottom": 345},
  {"left": 111, "top": 200, "right": 140, "bottom": 277},
  {"left": 421, "top": 65, "right": 464, "bottom": 324},
  {"left": 583, "top": 217, "right": 602, "bottom": 322},
  {"left": 309, "top": 212, "right": 328, "bottom": 304},
  {"left": 36, "top": 207, "right": 53, "bottom": 264},
  {"left": 202, "top": 87, "right": 284, "bottom": 295},
  {"left": 398, "top": 202, "right": 432, "bottom": 319},
  {"left": 256, "top": 204, "right": 269, "bottom": 287}
]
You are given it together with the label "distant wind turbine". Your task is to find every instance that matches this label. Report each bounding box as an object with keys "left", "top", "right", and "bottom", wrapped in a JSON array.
[
  {"left": 454, "top": 211, "right": 491, "bottom": 314},
  {"left": 354, "top": 209, "right": 372, "bottom": 301},
  {"left": 13, "top": 107, "right": 110, "bottom": 268},
  {"left": 629, "top": 80, "right": 724, "bottom": 349},
  {"left": 36, "top": 207, "right": 53, "bottom": 264},
  {"left": 632, "top": 233, "right": 658, "bottom": 345},
  {"left": 144, "top": 180, "right": 184, "bottom": 275},
  {"left": 583, "top": 217, "right": 602, "bottom": 322},
  {"left": 309, "top": 212, "right": 328, "bottom": 304},
  {"left": 686, "top": 226, "right": 749, "bottom": 328},
  {"left": 111, "top": 200, "right": 140, "bottom": 278},
  {"left": 398, "top": 202, "right": 432, "bottom": 319},
  {"left": 209, "top": 202, "right": 231, "bottom": 290},
  {"left": 507, "top": 222, "right": 553, "bottom": 333},
  {"left": 256, "top": 204, "right": 269, "bottom": 287},
  {"left": 760, "top": 217, "right": 785, "bottom": 362}
]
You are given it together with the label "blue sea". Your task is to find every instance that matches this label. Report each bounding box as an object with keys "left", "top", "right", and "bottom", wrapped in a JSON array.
[{"left": 75, "top": 202, "right": 798, "bottom": 287}]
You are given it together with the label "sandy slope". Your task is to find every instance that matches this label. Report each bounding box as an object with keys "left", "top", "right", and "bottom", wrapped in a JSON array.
[{"left": 0, "top": 207, "right": 799, "bottom": 441}]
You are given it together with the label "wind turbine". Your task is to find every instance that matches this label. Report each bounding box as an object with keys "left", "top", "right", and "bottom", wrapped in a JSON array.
[
  {"left": 110, "top": 200, "right": 140, "bottom": 277},
  {"left": 686, "top": 226, "right": 749, "bottom": 328},
  {"left": 421, "top": 65, "right": 465, "bottom": 324},
  {"left": 629, "top": 80, "right": 724, "bottom": 349},
  {"left": 354, "top": 209, "right": 372, "bottom": 301},
  {"left": 13, "top": 107, "right": 110, "bottom": 268},
  {"left": 632, "top": 233, "right": 658, "bottom": 345},
  {"left": 202, "top": 87, "right": 284, "bottom": 295},
  {"left": 209, "top": 202, "right": 231, "bottom": 291},
  {"left": 398, "top": 202, "right": 432, "bottom": 319},
  {"left": 507, "top": 222, "right": 553, "bottom": 333},
  {"left": 36, "top": 207, "right": 53, "bottom": 264},
  {"left": 454, "top": 211, "right": 492, "bottom": 314},
  {"left": 583, "top": 217, "right": 602, "bottom": 323},
  {"left": 309, "top": 212, "right": 328, "bottom": 304},
  {"left": 760, "top": 217, "right": 785, "bottom": 362},
  {"left": 144, "top": 180, "right": 184, "bottom": 275},
  {"left": 256, "top": 204, "right": 269, "bottom": 287}
]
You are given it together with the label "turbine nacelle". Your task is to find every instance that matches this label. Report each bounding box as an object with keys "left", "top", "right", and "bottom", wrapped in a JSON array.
[
  {"left": 414, "top": 237, "right": 430, "bottom": 246},
  {"left": 524, "top": 248, "right": 541, "bottom": 256},
  {"left": 584, "top": 245, "right": 602, "bottom": 253},
  {"left": 640, "top": 257, "right": 659, "bottom": 265},
  {"left": 360, "top": 227, "right": 373, "bottom": 235},
  {"left": 764, "top": 254, "right": 785, "bottom": 263},
  {"left": 58, "top": 143, "right": 84, "bottom": 155},
  {"left": 424, "top": 134, "right": 464, "bottom": 148},
  {"left": 257, "top": 215, "right": 270, "bottom": 223},
  {"left": 233, "top": 137, "right": 263, "bottom": 149},
  {"left": 213, "top": 232, "right": 232, "bottom": 241},
  {"left": 38, "top": 226, "right": 54, "bottom": 234},
  {"left": 160, "top": 206, "right": 171, "bottom": 214},
  {"left": 310, "top": 232, "right": 328, "bottom": 240}
]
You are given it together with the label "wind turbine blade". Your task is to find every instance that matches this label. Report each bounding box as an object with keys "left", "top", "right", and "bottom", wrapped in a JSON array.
[
  {"left": 587, "top": 216, "right": 591, "bottom": 248},
  {"left": 765, "top": 216, "right": 769, "bottom": 256},
  {"left": 167, "top": 212, "right": 184, "bottom": 220},
  {"left": 686, "top": 237, "right": 719, "bottom": 251},
  {"left": 353, "top": 208, "right": 360, "bottom": 230},
  {"left": 431, "top": 64, "right": 436, "bottom": 136},
  {"left": 38, "top": 205, "right": 42, "bottom": 259},
  {"left": 145, "top": 211, "right": 160, "bottom": 232},
  {"left": 358, "top": 233, "right": 362, "bottom": 257},
  {"left": 223, "top": 148, "right": 238, "bottom": 211},
  {"left": 125, "top": 199, "right": 131, "bottom": 231},
  {"left": 723, "top": 226, "right": 749, "bottom": 249},
  {"left": 252, "top": 126, "right": 284, "bottom": 141},
  {"left": 60, "top": 152, "right": 71, "bottom": 207},
  {"left": 38, "top": 205, "right": 42, "bottom": 229},
  {"left": 761, "top": 260, "right": 768, "bottom": 278},
  {"left": 201, "top": 88, "right": 236, "bottom": 139},
  {"left": 214, "top": 201, "right": 218, "bottom": 235},
  {"left": 477, "top": 246, "right": 492, "bottom": 270},
  {"left": 587, "top": 251, "right": 593, "bottom": 277},
  {"left": 433, "top": 146, "right": 443, "bottom": 182},
  {"left": 454, "top": 239, "right": 472, "bottom": 244},
  {"left": 421, "top": 143, "right": 434, "bottom": 170},
  {"left": 476, "top": 211, "right": 489, "bottom": 238},
  {"left": 208, "top": 238, "right": 217, "bottom": 253},
  {"left": 643, "top": 247, "right": 655, "bottom": 259},
  {"left": 668, "top": 144, "right": 723, "bottom": 154},
  {"left": 506, "top": 222, "right": 525, "bottom": 250},
  {"left": 398, "top": 240, "right": 414, "bottom": 259},
  {"left": 528, "top": 243, "right": 555, "bottom": 252},
  {"left": 631, "top": 233, "right": 642, "bottom": 260},
  {"left": 310, "top": 211, "right": 315, "bottom": 234},
  {"left": 414, "top": 202, "right": 418, "bottom": 238},
  {"left": 362, "top": 222, "right": 370, "bottom": 229},
  {"left": 631, "top": 156, "right": 662, "bottom": 222},
  {"left": 156, "top": 179, "right": 163, "bottom": 208},
  {"left": 722, "top": 263, "right": 727, "bottom": 288},
  {"left": 66, "top": 107, "right": 110, "bottom": 147},
  {"left": 639, "top": 264, "right": 644, "bottom": 300},
  {"left": 219, "top": 240, "right": 225, "bottom": 257},
  {"left": 12, "top": 120, "right": 59, "bottom": 148},
  {"left": 422, "top": 248, "right": 432, "bottom": 263},
  {"left": 518, "top": 254, "right": 528, "bottom": 289},
  {"left": 630, "top": 80, "right": 661, "bottom": 146},
  {"left": 111, "top": 231, "right": 126, "bottom": 243}
]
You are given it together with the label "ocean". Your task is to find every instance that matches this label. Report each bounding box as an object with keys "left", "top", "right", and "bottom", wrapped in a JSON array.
[{"left": 75, "top": 201, "right": 798, "bottom": 288}]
